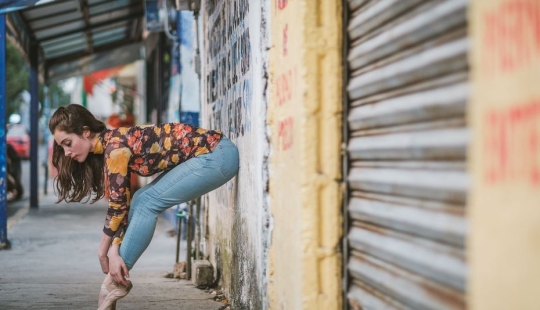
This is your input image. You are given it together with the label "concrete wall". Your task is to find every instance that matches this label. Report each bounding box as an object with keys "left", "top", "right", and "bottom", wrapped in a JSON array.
[
  {"left": 469, "top": 0, "right": 540, "bottom": 309},
  {"left": 199, "top": 0, "right": 342, "bottom": 307},
  {"left": 200, "top": 0, "right": 270, "bottom": 308},
  {"left": 267, "top": 0, "right": 343, "bottom": 308}
]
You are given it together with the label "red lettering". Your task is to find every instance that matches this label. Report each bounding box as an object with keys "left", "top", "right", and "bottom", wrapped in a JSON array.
[
  {"left": 483, "top": 99, "right": 540, "bottom": 187},
  {"left": 276, "top": 0, "right": 288, "bottom": 10},
  {"left": 278, "top": 117, "right": 294, "bottom": 150},
  {"left": 283, "top": 24, "right": 288, "bottom": 56},
  {"left": 276, "top": 69, "right": 294, "bottom": 106},
  {"left": 481, "top": 0, "right": 540, "bottom": 74}
]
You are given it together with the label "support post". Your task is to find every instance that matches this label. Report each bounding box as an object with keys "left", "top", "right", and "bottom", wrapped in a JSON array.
[
  {"left": 42, "top": 85, "right": 49, "bottom": 195},
  {"left": 29, "top": 41, "right": 39, "bottom": 209},
  {"left": 0, "top": 14, "right": 8, "bottom": 248},
  {"left": 186, "top": 201, "right": 193, "bottom": 279},
  {"left": 176, "top": 10, "right": 182, "bottom": 120}
]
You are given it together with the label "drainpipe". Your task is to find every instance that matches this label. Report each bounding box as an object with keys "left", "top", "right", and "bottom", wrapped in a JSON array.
[
  {"left": 29, "top": 41, "right": 38, "bottom": 209},
  {"left": 0, "top": 14, "right": 8, "bottom": 249},
  {"left": 193, "top": 2, "right": 200, "bottom": 91},
  {"left": 176, "top": 9, "right": 182, "bottom": 121},
  {"left": 42, "top": 85, "right": 49, "bottom": 195}
]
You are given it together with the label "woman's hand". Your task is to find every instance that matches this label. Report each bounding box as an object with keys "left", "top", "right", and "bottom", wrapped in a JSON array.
[
  {"left": 98, "top": 233, "right": 113, "bottom": 274},
  {"left": 108, "top": 244, "right": 130, "bottom": 286},
  {"left": 98, "top": 254, "right": 109, "bottom": 274}
]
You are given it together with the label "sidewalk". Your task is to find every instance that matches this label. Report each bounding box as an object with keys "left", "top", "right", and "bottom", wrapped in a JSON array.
[{"left": 0, "top": 193, "right": 224, "bottom": 310}]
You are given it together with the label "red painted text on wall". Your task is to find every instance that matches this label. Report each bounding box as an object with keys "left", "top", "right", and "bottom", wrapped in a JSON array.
[
  {"left": 275, "top": 68, "right": 296, "bottom": 106},
  {"left": 484, "top": 99, "right": 540, "bottom": 186},
  {"left": 276, "top": 0, "right": 288, "bottom": 10},
  {"left": 482, "top": 0, "right": 540, "bottom": 74},
  {"left": 278, "top": 117, "right": 294, "bottom": 151},
  {"left": 283, "top": 24, "right": 288, "bottom": 56}
]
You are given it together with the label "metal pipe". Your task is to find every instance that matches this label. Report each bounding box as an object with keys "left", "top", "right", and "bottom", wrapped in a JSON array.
[
  {"left": 162, "top": 0, "right": 178, "bottom": 41},
  {"left": 195, "top": 197, "right": 200, "bottom": 260},
  {"left": 29, "top": 40, "right": 38, "bottom": 209},
  {"left": 175, "top": 211, "right": 184, "bottom": 263},
  {"left": 42, "top": 85, "right": 49, "bottom": 195},
  {"left": 0, "top": 14, "right": 8, "bottom": 248},
  {"left": 176, "top": 10, "right": 182, "bottom": 119},
  {"left": 186, "top": 201, "right": 193, "bottom": 279}
]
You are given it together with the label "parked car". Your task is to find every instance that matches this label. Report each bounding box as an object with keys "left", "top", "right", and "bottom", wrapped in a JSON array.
[{"left": 7, "top": 124, "right": 30, "bottom": 159}]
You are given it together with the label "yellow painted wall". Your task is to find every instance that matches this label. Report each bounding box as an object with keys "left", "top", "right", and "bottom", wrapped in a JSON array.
[
  {"left": 469, "top": 0, "right": 540, "bottom": 309},
  {"left": 268, "top": 0, "right": 342, "bottom": 308}
]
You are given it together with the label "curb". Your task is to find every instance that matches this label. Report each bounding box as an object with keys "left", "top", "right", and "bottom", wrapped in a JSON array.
[
  {"left": 7, "top": 203, "right": 30, "bottom": 230},
  {"left": 7, "top": 193, "right": 47, "bottom": 231}
]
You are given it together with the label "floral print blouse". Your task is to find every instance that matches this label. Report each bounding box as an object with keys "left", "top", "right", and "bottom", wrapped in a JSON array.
[{"left": 94, "top": 123, "right": 222, "bottom": 245}]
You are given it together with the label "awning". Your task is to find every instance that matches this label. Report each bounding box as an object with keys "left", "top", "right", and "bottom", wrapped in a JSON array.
[{"left": 3, "top": 0, "right": 146, "bottom": 82}]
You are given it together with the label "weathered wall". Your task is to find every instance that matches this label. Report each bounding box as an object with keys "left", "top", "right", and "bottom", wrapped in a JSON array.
[
  {"left": 469, "top": 0, "right": 540, "bottom": 309},
  {"left": 200, "top": 0, "right": 270, "bottom": 308},
  {"left": 268, "top": 0, "right": 342, "bottom": 309}
]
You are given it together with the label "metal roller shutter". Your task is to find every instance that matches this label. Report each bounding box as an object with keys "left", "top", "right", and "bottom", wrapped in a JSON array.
[{"left": 345, "top": 0, "right": 469, "bottom": 309}]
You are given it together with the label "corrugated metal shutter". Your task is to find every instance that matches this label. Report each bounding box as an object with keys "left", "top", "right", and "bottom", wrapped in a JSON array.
[{"left": 345, "top": 0, "right": 469, "bottom": 309}]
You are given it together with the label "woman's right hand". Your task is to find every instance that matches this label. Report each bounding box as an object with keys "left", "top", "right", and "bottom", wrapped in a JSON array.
[{"left": 98, "top": 233, "right": 114, "bottom": 274}]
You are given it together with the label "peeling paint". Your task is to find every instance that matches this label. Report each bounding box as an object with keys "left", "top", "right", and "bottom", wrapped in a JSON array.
[
  {"left": 201, "top": 0, "right": 270, "bottom": 308},
  {"left": 268, "top": 0, "right": 343, "bottom": 308}
]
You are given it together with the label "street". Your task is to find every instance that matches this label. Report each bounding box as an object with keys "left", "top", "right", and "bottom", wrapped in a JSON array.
[
  {"left": 5, "top": 144, "right": 47, "bottom": 228},
  {"left": 1, "top": 144, "right": 225, "bottom": 310}
]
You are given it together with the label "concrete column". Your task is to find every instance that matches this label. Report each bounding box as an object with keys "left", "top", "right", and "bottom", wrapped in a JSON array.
[{"left": 269, "top": 0, "right": 343, "bottom": 308}]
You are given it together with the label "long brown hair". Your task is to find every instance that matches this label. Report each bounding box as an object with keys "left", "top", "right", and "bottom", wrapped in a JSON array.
[{"left": 49, "top": 104, "right": 106, "bottom": 203}]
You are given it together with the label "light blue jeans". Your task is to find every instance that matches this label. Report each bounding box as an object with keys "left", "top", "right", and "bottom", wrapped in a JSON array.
[{"left": 119, "top": 137, "right": 239, "bottom": 269}]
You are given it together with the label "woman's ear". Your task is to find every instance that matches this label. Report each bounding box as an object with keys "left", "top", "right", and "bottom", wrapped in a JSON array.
[{"left": 83, "top": 126, "right": 90, "bottom": 138}]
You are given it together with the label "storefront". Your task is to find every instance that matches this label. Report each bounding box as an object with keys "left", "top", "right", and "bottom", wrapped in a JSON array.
[{"left": 344, "top": 1, "right": 469, "bottom": 308}]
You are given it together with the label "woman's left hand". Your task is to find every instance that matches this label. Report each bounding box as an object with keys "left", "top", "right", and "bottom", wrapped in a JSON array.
[
  {"left": 98, "top": 233, "right": 113, "bottom": 274},
  {"left": 108, "top": 245, "right": 130, "bottom": 286}
]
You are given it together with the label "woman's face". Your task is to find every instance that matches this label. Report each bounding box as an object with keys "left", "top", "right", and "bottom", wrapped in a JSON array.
[{"left": 53, "top": 130, "right": 94, "bottom": 163}]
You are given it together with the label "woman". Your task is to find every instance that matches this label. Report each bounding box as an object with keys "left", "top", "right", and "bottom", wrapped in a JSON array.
[{"left": 49, "top": 104, "right": 239, "bottom": 310}]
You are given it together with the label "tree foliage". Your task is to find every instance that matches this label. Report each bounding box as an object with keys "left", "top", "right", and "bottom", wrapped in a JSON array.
[
  {"left": 5, "top": 39, "right": 71, "bottom": 120},
  {"left": 39, "top": 81, "right": 72, "bottom": 109},
  {"left": 6, "top": 40, "right": 28, "bottom": 118}
]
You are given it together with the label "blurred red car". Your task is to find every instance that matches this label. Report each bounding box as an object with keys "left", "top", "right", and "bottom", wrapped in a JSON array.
[{"left": 7, "top": 124, "right": 30, "bottom": 159}]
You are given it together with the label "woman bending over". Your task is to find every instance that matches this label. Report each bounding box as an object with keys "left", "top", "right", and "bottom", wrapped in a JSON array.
[{"left": 49, "top": 104, "right": 239, "bottom": 310}]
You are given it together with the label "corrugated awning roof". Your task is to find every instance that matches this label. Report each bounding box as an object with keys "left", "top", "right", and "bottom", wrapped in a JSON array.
[{"left": 4, "top": 0, "right": 146, "bottom": 82}]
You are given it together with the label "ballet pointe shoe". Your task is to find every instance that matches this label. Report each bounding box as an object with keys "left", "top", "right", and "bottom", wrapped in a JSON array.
[{"left": 97, "top": 274, "right": 133, "bottom": 310}]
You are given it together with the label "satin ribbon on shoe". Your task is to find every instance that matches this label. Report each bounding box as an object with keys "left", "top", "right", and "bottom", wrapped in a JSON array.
[{"left": 98, "top": 274, "right": 133, "bottom": 310}]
